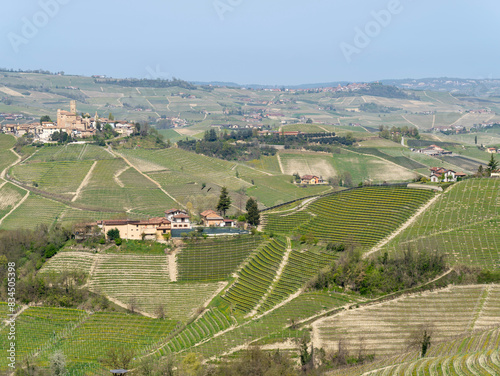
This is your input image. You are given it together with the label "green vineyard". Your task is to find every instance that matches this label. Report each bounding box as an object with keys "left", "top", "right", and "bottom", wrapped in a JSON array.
[
  {"left": 383, "top": 178, "right": 500, "bottom": 269},
  {"left": 177, "top": 236, "right": 264, "bottom": 281},
  {"left": 265, "top": 186, "right": 435, "bottom": 248},
  {"left": 258, "top": 248, "right": 337, "bottom": 313},
  {"left": 221, "top": 238, "right": 287, "bottom": 313}
]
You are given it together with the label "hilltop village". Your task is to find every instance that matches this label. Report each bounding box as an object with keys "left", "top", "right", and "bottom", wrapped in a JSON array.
[{"left": 0, "top": 100, "right": 135, "bottom": 141}]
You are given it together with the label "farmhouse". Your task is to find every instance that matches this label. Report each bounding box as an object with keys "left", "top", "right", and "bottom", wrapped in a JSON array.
[
  {"left": 486, "top": 147, "right": 497, "bottom": 154},
  {"left": 165, "top": 209, "right": 192, "bottom": 229},
  {"left": 97, "top": 217, "right": 172, "bottom": 241},
  {"left": 491, "top": 169, "right": 500, "bottom": 178},
  {"left": 429, "top": 167, "right": 466, "bottom": 182},
  {"left": 415, "top": 144, "right": 451, "bottom": 156},
  {"left": 200, "top": 210, "right": 235, "bottom": 227},
  {"left": 301, "top": 175, "right": 324, "bottom": 185}
]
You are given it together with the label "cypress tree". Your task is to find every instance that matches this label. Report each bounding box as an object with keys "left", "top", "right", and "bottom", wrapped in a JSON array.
[
  {"left": 217, "top": 187, "right": 231, "bottom": 217},
  {"left": 246, "top": 198, "right": 260, "bottom": 226}
]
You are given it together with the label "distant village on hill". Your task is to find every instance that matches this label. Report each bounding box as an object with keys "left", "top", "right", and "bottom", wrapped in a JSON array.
[{"left": 0, "top": 100, "right": 135, "bottom": 141}]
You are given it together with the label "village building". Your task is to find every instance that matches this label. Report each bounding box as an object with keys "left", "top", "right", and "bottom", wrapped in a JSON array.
[
  {"left": 1, "top": 101, "right": 135, "bottom": 142},
  {"left": 200, "top": 210, "right": 235, "bottom": 227},
  {"left": 57, "top": 100, "right": 92, "bottom": 131},
  {"left": 486, "top": 147, "right": 497, "bottom": 154},
  {"left": 165, "top": 209, "right": 192, "bottom": 229},
  {"left": 301, "top": 175, "right": 324, "bottom": 185},
  {"left": 491, "top": 169, "right": 500, "bottom": 178},
  {"left": 429, "top": 167, "right": 466, "bottom": 182},
  {"left": 97, "top": 217, "right": 172, "bottom": 241},
  {"left": 200, "top": 210, "right": 225, "bottom": 227},
  {"left": 414, "top": 144, "right": 451, "bottom": 157}
]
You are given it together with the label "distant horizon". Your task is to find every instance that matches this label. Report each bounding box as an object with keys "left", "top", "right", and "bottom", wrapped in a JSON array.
[{"left": 2, "top": 67, "right": 499, "bottom": 88}]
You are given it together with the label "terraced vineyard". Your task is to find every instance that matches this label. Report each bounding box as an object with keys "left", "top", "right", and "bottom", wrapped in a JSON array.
[
  {"left": 258, "top": 248, "right": 337, "bottom": 312},
  {"left": 314, "top": 285, "right": 500, "bottom": 358},
  {"left": 55, "top": 312, "right": 177, "bottom": 367},
  {"left": 171, "top": 291, "right": 357, "bottom": 360},
  {"left": 158, "top": 307, "right": 235, "bottom": 356},
  {"left": 0, "top": 194, "right": 66, "bottom": 230},
  {"left": 119, "top": 148, "right": 330, "bottom": 208},
  {"left": 0, "top": 306, "right": 178, "bottom": 375},
  {"left": 355, "top": 147, "right": 427, "bottom": 170},
  {"left": 23, "top": 143, "right": 115, "bottom": 163},
  {"left": 0, "top": 307, "right": 90, "bottom": 372},
  {"left": 11, "top": 160, "right": 94, "bottom": 198},
  {"left": 221, "top": 238, "right": 287, "bottom": 313},
  {"left": 331, "top": 327, "right": 500, "bottom": 376},
  {"left": 264, "top": 186, "right": 435, "bottom": 248},
  {"left": 382, "top": 178, "right": 500, "bottom": 269},
  {"left": 41, "top": 251, "right": 96, "bottom": 274},
  {"left": 74, "top": 158, "right": 176, "bottom": 216},
  {"left": 88, "top": 253, "right": 222, "bottom": 320},
  {"left": 177, "top": 236, "right": 264, "bottom": 281}
]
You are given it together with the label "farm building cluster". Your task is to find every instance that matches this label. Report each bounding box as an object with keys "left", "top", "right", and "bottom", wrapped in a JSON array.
[
  {"left": 412, "top": 144, "right": 452, "bottom": 157},
  {"left": 0, "top": 101, "right": 135, "bottom": 141},
  {"left": 429, "top": 167, "right": 467, "bottom": 182},
  {"left": 96, "top": 208, "right": 236, "bottom": 241}
]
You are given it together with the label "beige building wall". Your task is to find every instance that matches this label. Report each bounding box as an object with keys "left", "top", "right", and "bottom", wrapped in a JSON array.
[{"left": 102, "top": 223, "right": 169, "bottom": 241}]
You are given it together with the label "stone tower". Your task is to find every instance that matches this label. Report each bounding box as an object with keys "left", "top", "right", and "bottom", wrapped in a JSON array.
[{"left": 70, "top": 100, "right": 77, "bottom": 114}]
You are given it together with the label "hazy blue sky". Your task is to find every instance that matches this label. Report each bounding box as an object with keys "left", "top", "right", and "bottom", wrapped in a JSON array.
[{"left": 1, "top": 0, "right": 499, "bottom": 85}]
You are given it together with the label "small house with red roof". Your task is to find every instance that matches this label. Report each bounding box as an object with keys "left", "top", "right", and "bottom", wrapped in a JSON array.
[
  {"left": 200, "top": 210, "right": 234, "bottom": 227},
  {"left": 430, "top": 167, "right": 465, "bottom": 182},
  {"left": 301, "top": 175, "right": 324, "bottom": 185}
]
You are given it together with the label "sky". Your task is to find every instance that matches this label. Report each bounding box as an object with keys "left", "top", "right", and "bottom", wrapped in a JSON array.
[{"left": 1, "top": 0, "right": 499, "bottom": 85}]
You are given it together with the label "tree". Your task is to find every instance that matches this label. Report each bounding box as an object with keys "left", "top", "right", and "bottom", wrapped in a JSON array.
[
  {"left": 155, "top": 304, "right": 166, "bottom": 319},
  {"left": 108, "top": 112, "right": 114, "bottom": 121},
  {"left": 216, "top": 187, "right": 231, "bottom": 217},
  {"left": 342, "top": 171, "right": 353, "bottom": 187},
  {"left": 421, "top": 330, "right": 432, "bottom": 357},
  {"left": 40, "top": 115, "right": 52, "bottom": 124},
  {"left": 477, "top": 164, "right": 484, "bottom": 177},
  {"left": 487, "top": 154, "right": 498, "bottom": 173},
  {"left": 245, "top": 198, "right": 260, "bottom": 227},
  {"left": 306, "top": 118, "right": 313, "bottom": 124},
  {"left": 49, "top": 351, "right": 67, "bottom": 376},
  {"left": 204, "top": 129, "right": 217, "bottom": 142},
  {"left": 180, "top": 353, "right": 202, "bottom": 376},
  {"left": 106, "top": 228, "right": 120, "bottom": 241},
  {"left": 475, "top": 135, "right": 478, "bottom": 145},
  {"left": 298, "top": 336, "right": 314, "bottom": 371},
  {"left": 408, "top": 325, "right": 433, "bottom": 358},
  {"left": 101, "top": 347, "right": 135, "bottom": 370}
]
